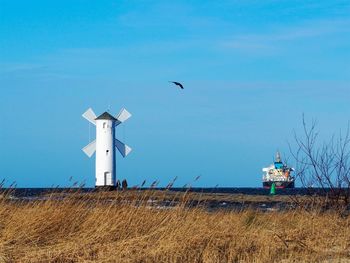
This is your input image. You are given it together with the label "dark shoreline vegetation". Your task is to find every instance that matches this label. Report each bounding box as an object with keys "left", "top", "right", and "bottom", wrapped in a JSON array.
[{"left": 0, "top": 188, "right": 350, "bottom": 262}]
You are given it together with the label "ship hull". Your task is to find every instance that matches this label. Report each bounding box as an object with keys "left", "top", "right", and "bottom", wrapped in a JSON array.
[{"left": 263, "top": 181, "right": 294, "bottom": 189}]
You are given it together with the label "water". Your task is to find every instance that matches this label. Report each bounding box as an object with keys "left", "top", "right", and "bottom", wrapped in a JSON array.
[
  {"left": 0, "top": 187, "right": 326, "bottom": 197},
  {"left": 169, "top": 187, "right": 323, "bottom": 195},
  {"left": 0, "top": 187, "right": 337, "bottom": 211}
]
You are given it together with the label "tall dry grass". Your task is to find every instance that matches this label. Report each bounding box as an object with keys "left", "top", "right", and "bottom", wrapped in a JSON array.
[{"left": 0, "top": 190, "right": 349, "bottom": 262}]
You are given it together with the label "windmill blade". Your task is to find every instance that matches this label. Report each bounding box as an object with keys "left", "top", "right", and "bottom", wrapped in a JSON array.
[
  {"left": 82, "top": 108, "right": 97, "bottom": 125},
  {"left": 82, "top": 140, "right": 96, "bottom": 157},
  {"left": 115, "top": 139, "right": 132, "bottom": 157},
  {"left": 116, "top": 108, "right": 131, "bottom": 124}
]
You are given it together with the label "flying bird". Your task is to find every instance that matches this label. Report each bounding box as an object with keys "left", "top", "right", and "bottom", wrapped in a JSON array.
[{"left": 169, "top": 81, "right": 184, "bottom": 89}]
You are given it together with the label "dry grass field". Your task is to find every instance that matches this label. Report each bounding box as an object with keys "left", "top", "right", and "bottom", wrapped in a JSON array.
[{"left": 0, "top": 190, "right": 349, "bottom": 263}]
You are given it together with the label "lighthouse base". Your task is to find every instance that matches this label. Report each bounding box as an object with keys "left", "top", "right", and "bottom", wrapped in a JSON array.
[{"left": 95, "top": 185, "right": 117, "bottom": 191}]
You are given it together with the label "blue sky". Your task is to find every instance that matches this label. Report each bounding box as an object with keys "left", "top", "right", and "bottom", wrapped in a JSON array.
[{"left": 0, "top": 0, "right": 349, "bottom": 187}]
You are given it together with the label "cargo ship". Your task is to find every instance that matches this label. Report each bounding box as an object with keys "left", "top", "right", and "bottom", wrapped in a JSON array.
[{"left": 262, "top": 152, "right": 295, "bottom": 189}]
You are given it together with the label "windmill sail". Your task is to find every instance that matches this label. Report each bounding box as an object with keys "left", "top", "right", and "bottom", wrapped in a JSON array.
[
  {"left": 115, "top": 139, "right": 132, "bottom": 157},
  {"left": 82, "top": 108, "right": 97, "bottom": 125},
  {"left": 82, "top": 140, "right": 96, "bottom": 157},
  {"left": 116, "top": 108, "right": 131, "bottom": 124}
]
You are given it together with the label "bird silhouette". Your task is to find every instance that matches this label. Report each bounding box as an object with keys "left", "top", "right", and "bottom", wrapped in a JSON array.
[{"left": 169, "top": 81, "right": 184, "bottom": 89}]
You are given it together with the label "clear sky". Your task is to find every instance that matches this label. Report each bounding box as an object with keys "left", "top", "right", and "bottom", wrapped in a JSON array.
[{"left": 0, "top": 0, "right": 349, "bottom": 188}]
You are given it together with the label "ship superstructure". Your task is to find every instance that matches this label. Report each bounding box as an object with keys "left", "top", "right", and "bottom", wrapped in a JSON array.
[{"left": 262, "top": 152, "right": 295, "bottom": 188}]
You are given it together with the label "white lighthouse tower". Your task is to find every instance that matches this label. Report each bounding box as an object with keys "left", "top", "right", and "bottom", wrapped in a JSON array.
[{"left": 82, "top": 108, "right": 132, "bottom": 189}]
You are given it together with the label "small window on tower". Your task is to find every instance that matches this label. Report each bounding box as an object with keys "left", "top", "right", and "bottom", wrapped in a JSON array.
[
  {"left": 106, "top": 150, "right": 109, "bottom": 155},
  {"left": 103, "top": 122, "right": 106, "bottom": 128}
]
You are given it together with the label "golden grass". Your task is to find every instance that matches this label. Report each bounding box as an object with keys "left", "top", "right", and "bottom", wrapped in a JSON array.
[{"left": 0, "top": 190, "right": 349, "bottom": 262}]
